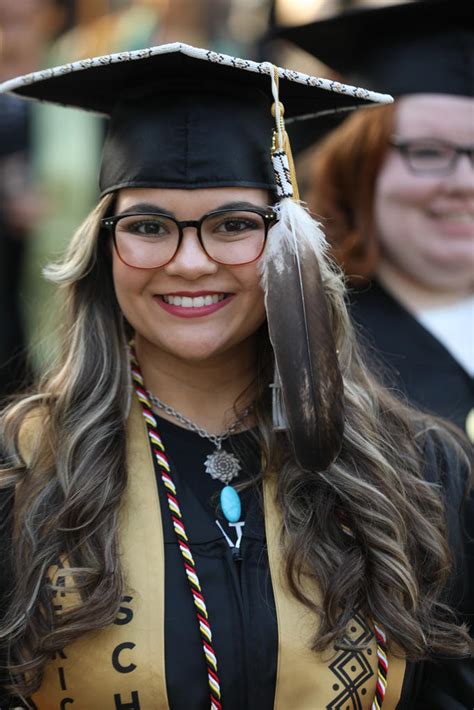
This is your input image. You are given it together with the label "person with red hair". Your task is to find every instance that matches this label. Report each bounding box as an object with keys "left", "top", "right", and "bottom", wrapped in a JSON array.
[{"left": 282, "top": 0, "right": 474, "bottom": 443}]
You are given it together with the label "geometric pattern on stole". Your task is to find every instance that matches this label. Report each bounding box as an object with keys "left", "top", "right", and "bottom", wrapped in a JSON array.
[{"left": 263, "top": 475, "right": 406, "bottom": 710}]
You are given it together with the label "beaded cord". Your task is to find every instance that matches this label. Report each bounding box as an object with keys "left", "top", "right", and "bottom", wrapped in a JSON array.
[
  {"left": 372, "top": 623, "right": 388, "bottom": 710},
  {"left": 131, "top": 354, "right": 388, "bottom": 708},
  {"left": 132, "top": 358, "right": 222, "bottom": 710}
]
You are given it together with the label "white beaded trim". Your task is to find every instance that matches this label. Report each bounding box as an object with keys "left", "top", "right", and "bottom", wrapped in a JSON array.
[
  {"left": 272, "top": 150, "right": 293, "bottom": 199},
  {"left": 0, "top": 42, "right": 393, "bottom": 111}
]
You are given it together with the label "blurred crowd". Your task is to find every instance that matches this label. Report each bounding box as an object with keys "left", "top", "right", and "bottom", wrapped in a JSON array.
[{"left": 0, "top": 0, "right": 473, "bottom": 441}]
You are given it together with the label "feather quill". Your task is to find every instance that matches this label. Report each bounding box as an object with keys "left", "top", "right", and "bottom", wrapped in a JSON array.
[{"left": 261, "top": 199, "right": 344, "bottom": 471}]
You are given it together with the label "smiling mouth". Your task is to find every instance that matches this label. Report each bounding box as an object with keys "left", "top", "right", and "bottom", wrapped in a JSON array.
[{"left": 161, "top": 293, "right": 228, "bottom": 307}]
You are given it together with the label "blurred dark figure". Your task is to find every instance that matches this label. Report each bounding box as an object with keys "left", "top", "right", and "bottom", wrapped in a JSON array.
[
  {"left": 0, "top": 0, "right": 73, "bottom": 398},
  {"left": 0, "top": 93, "right": 32, "bottom": 396}
]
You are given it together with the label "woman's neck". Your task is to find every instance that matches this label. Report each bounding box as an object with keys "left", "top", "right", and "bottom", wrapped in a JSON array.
[
  {"left": 134, "top": 335, "right": 258, "bottom": 435},
  {"left": 376, "top": 258, "right": 473, "bottom": 312}
]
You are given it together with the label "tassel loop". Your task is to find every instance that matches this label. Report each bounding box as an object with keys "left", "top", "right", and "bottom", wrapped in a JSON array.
[{"left": 269, "top": 64, "right": 300, "bottom": 200}]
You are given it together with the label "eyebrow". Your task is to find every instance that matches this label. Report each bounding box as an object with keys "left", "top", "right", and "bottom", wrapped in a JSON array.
[{"left": 115, "top": 200, "right": 268, "bottom": 216}]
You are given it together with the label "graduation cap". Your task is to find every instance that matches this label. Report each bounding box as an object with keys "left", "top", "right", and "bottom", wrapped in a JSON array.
[
  {"left": 0, "top": 43, "right": 391, "bottom": 197},
  {"left": 0, "top": 43, "right": 392, "bottom": 471},
  {"left": 276, "top": 0, "right": 474, "bottom": 98}
]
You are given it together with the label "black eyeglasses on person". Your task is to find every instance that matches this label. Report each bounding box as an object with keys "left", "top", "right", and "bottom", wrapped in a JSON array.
[
  {"left": 390, "top": 136, "right": 474, "bottom": 175},
  {"left": 101, "top": 207, "right": 278, "bottom": 269}
]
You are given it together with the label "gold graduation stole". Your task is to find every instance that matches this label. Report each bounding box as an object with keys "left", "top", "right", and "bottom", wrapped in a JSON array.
[{"left": 25, "top": 395, "right": 405, "bottom": 709}]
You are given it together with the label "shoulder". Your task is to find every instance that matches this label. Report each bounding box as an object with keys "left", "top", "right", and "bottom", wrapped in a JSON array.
[
  {"left": 1, "top": 397, "right": 49, "bottom": 464},
  {"left": 15, "top": 405, "right": 50, "bottom": 466},
  {"left": 416, "top": 425, "right": 471, "bottom": 549},
  {"left": 417, "top": 425, "right": 473, "bottom": 619},
  {"left": 416, "top": 425, "right": 471, "bottom": 503},
  {"left": 350, "top": 280, "right": 401, "bottom": 319},
  {"left": 0, "top": 405, "right": 51, "bottom": 626}
]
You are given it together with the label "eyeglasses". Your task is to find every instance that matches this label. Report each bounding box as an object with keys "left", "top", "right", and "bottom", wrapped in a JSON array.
[
  {"left": 390, "top": 136, "right": 474, "bottom": 175},
  {"left": 101, "top": 207, "right": 278, "bottom": 269}
]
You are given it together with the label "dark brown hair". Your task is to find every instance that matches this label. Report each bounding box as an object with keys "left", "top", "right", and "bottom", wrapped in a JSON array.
[{"left": 307, "top": 104, "right": 395, "bottom": 281}]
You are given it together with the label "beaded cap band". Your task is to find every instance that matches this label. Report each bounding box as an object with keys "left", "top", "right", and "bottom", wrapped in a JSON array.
[{"left": 0, "top": 43, "right": 393, "bottom": 107}]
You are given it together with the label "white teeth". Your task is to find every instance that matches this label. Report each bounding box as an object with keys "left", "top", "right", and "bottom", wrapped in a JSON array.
[
  {"left": 449, "top": 214, "right": 472, "bottom": 222},
  {"left": 162, "top": 294, "right": 226, "bottom": 307},
  {"left": 431, "top": 212, "right": 473, "bottom": 222}
]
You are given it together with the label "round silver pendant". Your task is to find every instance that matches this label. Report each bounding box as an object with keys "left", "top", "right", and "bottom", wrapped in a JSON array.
[{"left": 205, "top": 449, "right": 241, "bottom": 484}]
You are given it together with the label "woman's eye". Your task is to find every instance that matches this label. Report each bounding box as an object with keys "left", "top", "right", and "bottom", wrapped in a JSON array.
[
  {"left": 125, "top": 219, "right": 169, "bottom": 236},
  {"left": 410, "top": 145, "right": 450, "bottom": 161},
  {"left": 216, "top": 218, "right": 258, "bottom": 234},
  {"left": 413, "top": 149, "right": 443, "bottom": 159}
]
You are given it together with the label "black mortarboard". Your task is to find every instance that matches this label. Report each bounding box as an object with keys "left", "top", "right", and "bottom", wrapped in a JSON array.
[
  {"left": 0, "top": 43, "right": 393, "bottom": 470},
  {"left": 0, "top": 43, "right": 391, "bottom": 196},
  {"left": 276, "top": 0, "right": 474, "bottom": 98}
]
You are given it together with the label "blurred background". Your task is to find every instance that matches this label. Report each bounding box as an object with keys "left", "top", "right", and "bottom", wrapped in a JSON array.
[{"left": 0, "top": 0, "right": 434, "bottom": 398}]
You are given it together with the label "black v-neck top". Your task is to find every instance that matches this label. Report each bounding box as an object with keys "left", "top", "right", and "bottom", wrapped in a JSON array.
[{"left": 153, "top": 416, "right": 278, "bottom": 709}]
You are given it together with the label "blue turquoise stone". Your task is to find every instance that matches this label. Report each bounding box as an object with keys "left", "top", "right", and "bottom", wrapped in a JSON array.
[{"left": 220, "top": 485, "right": 241, "bottom": 523}]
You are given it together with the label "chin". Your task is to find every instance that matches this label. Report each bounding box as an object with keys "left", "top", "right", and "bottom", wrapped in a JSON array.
[{"left": 154, "top": 336, "right": 231, "bottom": 363}]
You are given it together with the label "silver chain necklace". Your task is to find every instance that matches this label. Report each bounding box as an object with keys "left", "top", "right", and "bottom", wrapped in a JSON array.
[{"left": 148, "top": 391, "right": 253, "bottom": 484}]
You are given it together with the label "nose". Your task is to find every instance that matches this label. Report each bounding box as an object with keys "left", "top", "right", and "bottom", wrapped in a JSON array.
[{"left": 163, "top": 228, "right": 218, "bottom": 279}]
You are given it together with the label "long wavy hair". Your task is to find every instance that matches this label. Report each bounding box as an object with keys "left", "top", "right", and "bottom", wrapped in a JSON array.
[
  {"left": 0, "top": 192, "right": 471, "bottom": 698},
  {"left": 306, "top": 103, "right": 395, "bottom": 281}
]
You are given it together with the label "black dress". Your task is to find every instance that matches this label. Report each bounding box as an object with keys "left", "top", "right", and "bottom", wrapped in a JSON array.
[
  {"left": 0, "top": 417, "right": 472, "bottom": 708},
  {"left": 350, "top": 280, "right": 474, "bottom": 439}
]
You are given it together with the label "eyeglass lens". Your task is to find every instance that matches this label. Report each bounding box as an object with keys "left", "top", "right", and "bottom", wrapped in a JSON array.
[
  {"left": 114, "top": 210, "right": 268, "bottom": 267},
  {"left": 395, "top": 139, "right": 474, "bottom": 174}
]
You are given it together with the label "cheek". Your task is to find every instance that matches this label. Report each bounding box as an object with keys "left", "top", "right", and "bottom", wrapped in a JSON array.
[
  {"left": 236, "top": 265, "right": 265, "bottom": 306},
  {"left": 248, "top": 292, "right": 267, "bottom": 328},
  {"left": 374, "top": 161, "right": 439, "bottom": 252},
  {"left": 376, "top": 158, "right": 438, "bottom": 212},
  {"left": 230, "top": 265, "right": 267, "bottom": 334},
  {"left": 112, "top": 254, "right": 149, "bottom": 314}
]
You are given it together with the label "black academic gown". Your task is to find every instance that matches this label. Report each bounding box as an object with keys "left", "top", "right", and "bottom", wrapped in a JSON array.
[
  {"left": 156, "top": 419, "right": 277, "bottom": 709},
  {"left": 350, "top": 280, "right": 474, "bottom": 438},
  {"left": 0, "top": 417, "right": 473, "bottom": 708}
]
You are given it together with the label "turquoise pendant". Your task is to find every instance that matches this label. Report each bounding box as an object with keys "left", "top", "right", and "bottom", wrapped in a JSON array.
[{"left": 220, "top": 485, "right": 241, "bottom": 523}]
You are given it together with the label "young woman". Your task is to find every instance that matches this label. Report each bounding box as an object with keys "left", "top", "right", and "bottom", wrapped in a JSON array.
[
  {"left": 280, "top": 0, "right": 474, "bottom": 442},
  {"left": 0, "top": 43, "right": 471, "bottom": 709}
]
